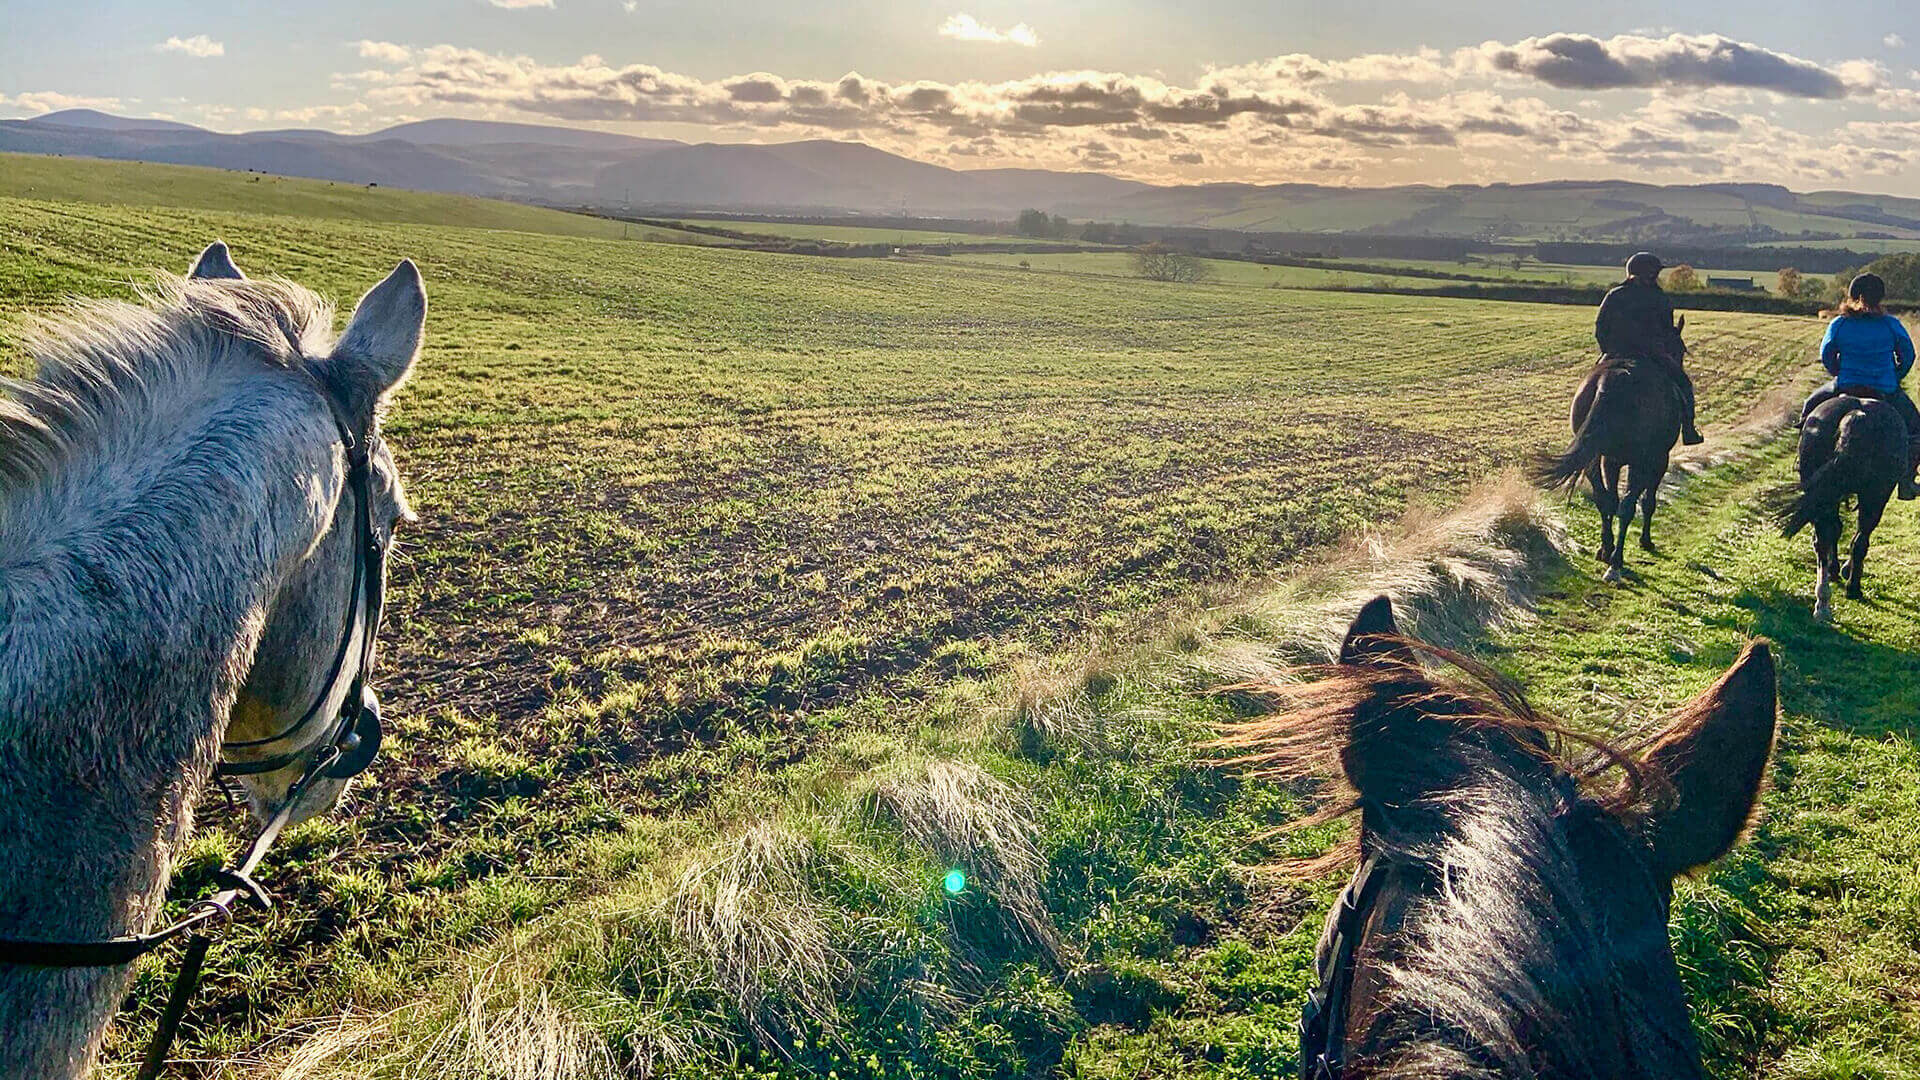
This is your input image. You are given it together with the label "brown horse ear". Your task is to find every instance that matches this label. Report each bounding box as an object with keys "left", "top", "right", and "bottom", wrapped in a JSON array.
[
  {"left": 1640, "top": 641, "right": 1777, "bottom": 878},
  {"left": 1339, "top": 595, "right": 1416, "bottom": 667},
  {"left": 188, "top": 241, "right": 245, "bottom": 281}
]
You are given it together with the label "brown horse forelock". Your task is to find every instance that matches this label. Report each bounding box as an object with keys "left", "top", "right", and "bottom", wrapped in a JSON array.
[{"left": 1213, "top": 644, "right": 1710, "bottom": 1077}]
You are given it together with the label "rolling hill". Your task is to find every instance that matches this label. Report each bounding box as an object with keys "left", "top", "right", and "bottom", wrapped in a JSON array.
[{"left": 4, "top": 109, "right": 1918, "bottom": 247}]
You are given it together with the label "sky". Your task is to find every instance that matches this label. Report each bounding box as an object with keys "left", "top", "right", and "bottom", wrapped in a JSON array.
[{"left": 3, "top": 0, "right": 1918, "bottom": 195}]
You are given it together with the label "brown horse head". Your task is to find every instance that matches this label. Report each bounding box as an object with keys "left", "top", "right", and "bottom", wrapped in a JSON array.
[{"left": 1219, "top": 596, "right": 1776, "bottom": 1079}]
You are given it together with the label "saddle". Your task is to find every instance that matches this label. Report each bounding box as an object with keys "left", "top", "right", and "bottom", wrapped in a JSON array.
[{"left": 1834, "top": 385, "right": 1888, "bottom": 401}]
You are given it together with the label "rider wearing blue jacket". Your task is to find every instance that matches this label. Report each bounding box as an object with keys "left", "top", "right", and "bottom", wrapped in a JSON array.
[{"left": 1799, "top": 273, "right": 1920, "bottom": 498}]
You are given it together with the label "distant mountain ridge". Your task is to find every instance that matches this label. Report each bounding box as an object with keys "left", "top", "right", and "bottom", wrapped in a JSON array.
[{"left": 5, "top": 110, "right": 1918, "bottom": 245}]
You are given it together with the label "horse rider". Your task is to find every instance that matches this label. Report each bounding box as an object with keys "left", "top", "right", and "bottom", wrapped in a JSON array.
[
  {"left": 1798, "top": 272, "right": 1920, "bottom": 499},
  {"left": 1596, "top": 251, "right": 1704, "bottom": 446}
]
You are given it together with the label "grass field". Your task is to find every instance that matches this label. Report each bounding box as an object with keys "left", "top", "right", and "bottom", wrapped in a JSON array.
[
  {"left": 1379, "top": 257, "right": 1786, "bottom": 292},
  {"left": 0, "top": 152, "right": 651, "bottom": 241},
  {"left": 670, "top": 218, "right": 1065, "bottom": 247},
  {"left": 940, "top": 251, "right": 1792, "bottom": 296},
  {"left": 9, "top": 154, "right": 1903, "bottom": 1078},
  {"left": 933, "top": 250, "right": 1446, "bottom": 290}
]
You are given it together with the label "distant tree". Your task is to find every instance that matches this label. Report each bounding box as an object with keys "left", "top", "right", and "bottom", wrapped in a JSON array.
[
  {"left": 1863, "top": 253, "right": 1920, "bottom": 301},
  {"left": 1015, "top": 208, "right": 1051, "bottom": 238},
  {"left": 1829, "top": 268, "right": 1858, "bottom": 304},
  {"left": 1080, "top": 221, "right": 1114, "bottom": 243},
  {"left": 1050, "top": 214, "right": 1071, "bottom": 238},
  {"left": 1665, "top": 264, "right": 1701, "bottom": 292},
  {"left": 1134, "top": 244, "right": 1212, "bottom": 283},
  {"left": 1776, "top": 267, "right": 1802, "bottom": 299}
]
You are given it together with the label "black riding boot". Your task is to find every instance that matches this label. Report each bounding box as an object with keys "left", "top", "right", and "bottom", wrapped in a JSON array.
[{"left": 1680, "top": 382, "right": 1704, "bottom": 445}]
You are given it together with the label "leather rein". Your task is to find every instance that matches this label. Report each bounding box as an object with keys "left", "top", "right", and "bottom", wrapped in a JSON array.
[
  {"left": 0, "top": 378, "right": 391, "bottom": 1080},
  {"left": 1298, "top": 851, "right": 1388, "bottom": 1080}
]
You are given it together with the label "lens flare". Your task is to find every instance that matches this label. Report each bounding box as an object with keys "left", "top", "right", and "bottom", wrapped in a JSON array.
[{"left": 943, "top": 868, "right": 966, "bottom": 895}]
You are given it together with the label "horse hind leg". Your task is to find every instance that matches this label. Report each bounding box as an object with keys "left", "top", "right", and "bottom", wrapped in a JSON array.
[
  {"left": 1607, "top": 468, "right": 1641, "bottom": 583},
  {"left": 1638, "top": 471, "right": 1662, "bottom": 553},
  {"left": 1595, "top": 460, "right": 1621, "bottom": 571},
  {"left": 1813, "top": 515, "right": 1841, "bottom": 622},
  {"left": 1845, "top": 496, "right": 1889, "bottom": 600}
]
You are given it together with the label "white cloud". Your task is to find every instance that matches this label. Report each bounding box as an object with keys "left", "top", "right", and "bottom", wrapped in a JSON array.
[
  {"left": 0, "top": 90, "right": 128, "bottom": 114},
  {"left": 486, "top": 0, "right": 556, "bottom": 7},
  {"left": 157, "top": 34, "right": 225, "bottom": 58},
  {"left": 1886, "top": 33, "right": 1906, "bottom": 49},
  {"left": 334, "top": 31, "right": 1917, "bottom": 186},
  {"left": 939, "top": 13, "right": 1039, "bottom": 47},
  {"left": 356, "top": 40, "right": 413, "bottom": 64}
]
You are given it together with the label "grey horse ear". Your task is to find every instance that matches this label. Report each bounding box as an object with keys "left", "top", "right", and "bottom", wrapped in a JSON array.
[
  {"left": 189, "top": 241, "right": 245, "bottom": 280},
  {"left": 1339, "top": 595, "right": 1415, "bottom": 667},
  {"left": 325, "top": 260, "right": 425, "bottom": 418}
]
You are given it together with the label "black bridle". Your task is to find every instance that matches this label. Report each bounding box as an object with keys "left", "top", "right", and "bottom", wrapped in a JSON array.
[
  {"left": 1299, "top": 852, "right": 1388, "bottom": 1080},
  {"left": 0, "top": 383, "right": 391, "bottom": 1080}
]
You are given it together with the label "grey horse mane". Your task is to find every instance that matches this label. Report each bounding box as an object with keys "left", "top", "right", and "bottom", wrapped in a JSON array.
[{"left": 0, "top": 275, "right": 335, "bottom": 500}]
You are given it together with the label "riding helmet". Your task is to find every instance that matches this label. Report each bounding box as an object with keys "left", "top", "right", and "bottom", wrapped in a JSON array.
[
  {"left": 1849, "top": 273, "right": 1886, "bottom": 305},
  {"left": 1626, "top": 251, "right": 1663, "bottom": 278}
]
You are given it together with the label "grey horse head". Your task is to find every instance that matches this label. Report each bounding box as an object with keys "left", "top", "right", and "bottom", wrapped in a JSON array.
[
  {"left": 0, "top": 241, "right": 426, "bottom": 1077},
  {"left": 190, "top": 242, "right": 424, "bottom": 825}
]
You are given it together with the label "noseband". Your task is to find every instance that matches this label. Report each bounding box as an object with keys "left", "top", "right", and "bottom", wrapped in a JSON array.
[{"left": 0, "top": 372, "right": 392, "bottom": 1079}]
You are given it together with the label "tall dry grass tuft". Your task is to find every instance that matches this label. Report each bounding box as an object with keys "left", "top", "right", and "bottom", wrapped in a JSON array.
[
  {"left": 867, "top": 759, "right": 1063, "bottom": 963},
  {"left": 1007, "top": 656, "right": 1116, "bottom": 756},
  {"left": 1205, "top": 474, "right": 1564, "bottom": 682},
  {"left": 278, "top": 956, "right": 628, "bottom": 1080},
  {"left": 437, "top": 963, "right": 623, "bottom": 1080},
  {"left": 661, "top": 820, "right": 849, "bottom": 1045}
]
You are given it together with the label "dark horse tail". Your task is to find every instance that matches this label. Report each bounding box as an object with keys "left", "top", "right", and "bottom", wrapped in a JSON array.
[
  {"left": 1530, "top": 367, "right": 1632, "bottom": 490},
  {"left": 1775, "top": 409, "right": 1872, "bottom": 538}
]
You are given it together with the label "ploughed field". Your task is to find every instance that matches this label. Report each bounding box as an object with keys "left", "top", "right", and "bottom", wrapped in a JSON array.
[{"left": 0, "top": 156, "right": 1826, "bottom": 1072}]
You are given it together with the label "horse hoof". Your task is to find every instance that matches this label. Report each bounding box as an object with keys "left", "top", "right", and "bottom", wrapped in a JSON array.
[
  {"left": 1814, "top": 604, "right": 1833, "bottom": 623},
  {"left": 1640, "top": 540, "right": 1657, "bottom": 554},
  {"left": 1602, "top": 566, "right": 1623, "bottom": 584}
]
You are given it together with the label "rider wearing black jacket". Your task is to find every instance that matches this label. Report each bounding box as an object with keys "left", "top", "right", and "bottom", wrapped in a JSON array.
[{"left": 1597, "top": 252, "right": 1703, "bottom": 445}]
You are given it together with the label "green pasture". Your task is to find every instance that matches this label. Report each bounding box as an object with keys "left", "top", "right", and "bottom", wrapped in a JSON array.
[
  {"left": 0, "top": 151, "right": 642, "bottom": 240},
  {"left": 9, "top": 154, "right": 1909, "bottom": 1078},
  {"left": 935, "top": 250, "right": 1449, "bottom": 290},
  {"left": 668, "top": 217, "right": 1064, "bottom": 246}
]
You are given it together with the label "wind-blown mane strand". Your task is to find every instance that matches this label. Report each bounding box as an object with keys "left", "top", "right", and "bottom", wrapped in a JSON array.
[{"left": 1209, "top": 638, "right": 1653, "bottom": 822}]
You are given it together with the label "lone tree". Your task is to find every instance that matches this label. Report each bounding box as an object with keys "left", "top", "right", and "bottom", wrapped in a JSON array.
[
  {"left": 1134, "top": 243, "right": 1211, "bottom": 283},
  {"left": 1777, "top": 267, "right": 1803, "bottom": 299},
  {"left": 1015, "top": 208, "right": 1061, "bottom": 238},
  {"left": 1665, "top": 264, "right": 1701, "bottom": 292}
]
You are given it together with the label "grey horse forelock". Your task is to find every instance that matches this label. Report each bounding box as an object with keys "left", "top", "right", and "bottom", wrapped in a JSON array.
[{"left": 0, "top": 275, "right": 336, "bottom": 500}]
